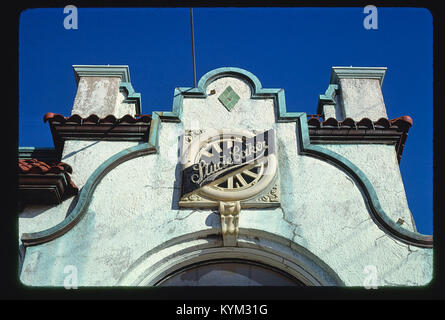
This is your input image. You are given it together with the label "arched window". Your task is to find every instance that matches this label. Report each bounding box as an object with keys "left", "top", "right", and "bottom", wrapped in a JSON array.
[{"left": 157, "top": 259, "right": 305, "bottom": 286}]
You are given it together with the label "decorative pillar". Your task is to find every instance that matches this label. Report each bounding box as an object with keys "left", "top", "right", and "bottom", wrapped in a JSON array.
[
  {"left": 330, "top": 66, "right": 388, "bottom": 121},
  {"left": 219, "top": 201, "right": 240, "bottom": 247},
  {"left": 52, "top": 65, "right": 143, "bottom": 190},
  {"left": 72, "top": 65, "right": 138, "bottom": 117}
]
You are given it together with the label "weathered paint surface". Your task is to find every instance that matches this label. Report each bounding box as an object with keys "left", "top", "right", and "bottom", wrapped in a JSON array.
[
  {"left": 338, "top": 78, "right": 388, "bottom": 121},
  {"left": 72, "top": 77, "right": 121, "bottom": 117},
  {"left": 19, "top": 68, "right": 432, "bottom": 287},
  {"left": 322, "top": 144, "right": 416, "bottom": 230},
  {"left": 322, "top": 104, "right": 336, "bottom": 119},
  {"left": 182, "top": 77, "right": 275, "bottom": 131}
]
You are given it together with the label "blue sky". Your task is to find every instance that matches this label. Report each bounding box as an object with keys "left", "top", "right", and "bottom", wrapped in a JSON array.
[{"left": 18, "top": 7, "right": 433, "bottom": 234}]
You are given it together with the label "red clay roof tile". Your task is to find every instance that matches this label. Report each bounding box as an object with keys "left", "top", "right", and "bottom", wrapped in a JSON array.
[
  {"left": 18, "top": 159, "right": 79, "bottom": 204},
  {"left": 307, "top": 116, "right": 412, "bottom": 132},
  {"left": 19, "top": 159, "right": 73, "bottom": 175},
  {"left": 356, "top": 118, "right": 374, "bottom": 129},
  {"left": 306, "top": 115, "right": 413, "bottom": 164},
  {"left": 43, "top": 113, "right": 152, "bottom": 124}
]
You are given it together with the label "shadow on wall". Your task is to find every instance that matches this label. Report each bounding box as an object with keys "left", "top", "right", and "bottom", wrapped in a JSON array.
[{"left": 61, "top": 140, "right": 101, "bottom": 161}]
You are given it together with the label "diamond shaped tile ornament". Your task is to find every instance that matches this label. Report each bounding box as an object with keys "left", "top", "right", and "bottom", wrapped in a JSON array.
[{"left": 218, "top": 86, "right": 240, "bottom": 111}]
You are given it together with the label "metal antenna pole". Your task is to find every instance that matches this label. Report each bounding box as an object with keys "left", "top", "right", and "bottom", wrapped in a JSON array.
[{"left": 190, "top": 8, "right": 197, "bottom": 88}]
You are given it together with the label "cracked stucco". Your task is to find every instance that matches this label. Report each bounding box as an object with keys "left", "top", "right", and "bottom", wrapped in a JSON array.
[
  {"left": 19, "top": 75, "right": 432, "bottom": 287},
  {"left": 338, "top": 78, "right": 388, "bottom": 121}
]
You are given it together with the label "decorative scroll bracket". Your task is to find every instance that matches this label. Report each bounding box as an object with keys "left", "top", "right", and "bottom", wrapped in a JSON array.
[{"left": 219, "top": 201, "right": 240, "bottom": 247}]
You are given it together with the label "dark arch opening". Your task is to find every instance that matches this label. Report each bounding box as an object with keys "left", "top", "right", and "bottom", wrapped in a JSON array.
[{"left": 156, "top": 259, "right": 306, "bottom": 286}]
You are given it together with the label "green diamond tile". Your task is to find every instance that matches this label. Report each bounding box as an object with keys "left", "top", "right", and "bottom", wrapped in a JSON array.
[{"left": 218, "top": 86, "right": 240, "bottom": 111}]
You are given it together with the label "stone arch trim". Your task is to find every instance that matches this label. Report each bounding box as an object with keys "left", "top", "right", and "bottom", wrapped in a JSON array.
[
  {"left": 197, "top": 67, "right": 263, "bottom": 95},
  {"left": 156, "top": 258, "right": 307, "bottom": 286},
  {"left": 117, "top": 229, "right": 345, "bottom": 286}
]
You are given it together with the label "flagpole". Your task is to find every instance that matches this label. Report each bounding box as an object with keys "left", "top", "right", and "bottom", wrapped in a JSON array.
[{"left": 190, "top": 8, "right": 197, "bottom": 88}]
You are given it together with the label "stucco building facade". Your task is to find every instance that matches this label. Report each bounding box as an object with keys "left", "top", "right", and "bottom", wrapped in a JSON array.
[{"left": 18, "top": 65, "right": 433, "bottom": 287}]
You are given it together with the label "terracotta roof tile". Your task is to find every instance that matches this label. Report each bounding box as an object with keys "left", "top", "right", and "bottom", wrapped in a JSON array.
[
  {"left": 389, "top": 116, "right": 413, "bottom": 131},
  {"left": 307, "top": 117, "right": 321, "bottom": 128},
  {"left": 307, "top": 116, "right": 412, "bottom": 132},
  {"left": 339, "top": 117, "right": 356, "bottom": 128},
  {"left": 18, "top": 159, "right": 79, "bottom": 204},
  {"left": 43, "top": 113, "right": 153, "bottom": 153},
  {"left": 374, "top": 118, "right": 391, "bottom": 128},
  {"left": 19, "top": 159, "right": 73, "bottom": 174},
  {"left": 356, "top": 118, "right": 374, "bottom": 129},
  {"left": 322, "top": 117, "right": 339, "bottom": 127},
  {"left": 65, "top": 114, "right": 82, "bottom": 124},
  {"left": 43, "top": 113, "right": 152, "bottom": 124},
  {"left": 84, "top": 114, "right": 100, "bottom": 124},
  {"left": 101, "top": 115, "right": 118, "bottom": 123},
  {"left": 306, "top": 115, "right": 413, "bottom": 163}
]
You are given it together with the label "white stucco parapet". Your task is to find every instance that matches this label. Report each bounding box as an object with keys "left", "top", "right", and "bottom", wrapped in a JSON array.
[
  {"left": 18, "top": 66, "right": 433, "bottom": 288},
  {"left": 71, "top": 65, "right": 139, "bottom": 118},
  {"left": 329, "top": 66, "right": 388, "bottom": 121}
]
